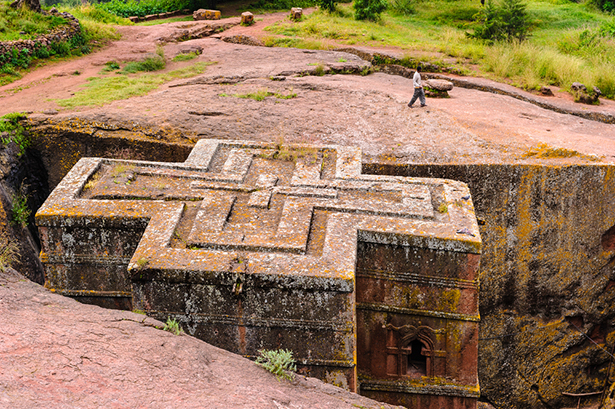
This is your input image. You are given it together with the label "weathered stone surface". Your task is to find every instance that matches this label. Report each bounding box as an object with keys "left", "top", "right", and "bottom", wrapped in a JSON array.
[
  {"left": 368, "top": 162, "right": 615, "bottom": 409},
  {"left": 290, "top": 7, "right": 303, "bottom": 20},
  {"left": 193, "top": 8, "right": 221, "bottom": 20},
  {"left": 222, "top": 34, "right": 264, "bottom": 47},
  {"left": 241, "top": 11, "right": 254, "bottom": 25},
  {"left": 36, "top": 140, "right": 481, "bottom": 409}
]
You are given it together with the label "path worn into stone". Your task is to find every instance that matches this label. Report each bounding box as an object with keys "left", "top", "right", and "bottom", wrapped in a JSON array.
[{"left": 0, "top": 268, "right": 402, "bottom": 409}]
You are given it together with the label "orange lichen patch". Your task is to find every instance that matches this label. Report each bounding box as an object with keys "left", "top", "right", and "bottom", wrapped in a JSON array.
[{"left": 521, "top": 143, "right": 601, "bottom": 162}]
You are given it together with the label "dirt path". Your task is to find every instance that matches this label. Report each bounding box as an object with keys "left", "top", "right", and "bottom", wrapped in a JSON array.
[{"left": 1, "top": 13, "right": 614, "bottom": 164}]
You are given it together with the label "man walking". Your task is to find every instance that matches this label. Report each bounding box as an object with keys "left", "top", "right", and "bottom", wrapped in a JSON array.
[{"left": 408, "top": 65, "right": 426, "bottom": 108}]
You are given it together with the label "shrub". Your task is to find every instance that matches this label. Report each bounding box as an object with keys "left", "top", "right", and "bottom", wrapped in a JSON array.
[
  {"left": 255, "top": 349, "right": 297, "bottom": 381},
  {"left": 248, "top": 0, "right": 317, "bottom": 11},
  {"left": 468, "top": 0, "right": 530, "bottom": 43},
  {"left": 317, "top": 0, "right": 337, "bottom": 13},
  {"left": 388, "top": 0, "right": 415, "bottom": 16},
  {"left": 593, "top": 0, "right": 615, "bottom": 13},
  {"left": 354, "top": 0, "right": 387, "bottom": 21},
  {"left": 97, "top": 0, "right": 191, "bottom": 18}
]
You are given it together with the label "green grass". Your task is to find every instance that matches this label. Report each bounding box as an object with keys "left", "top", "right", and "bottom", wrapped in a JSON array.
[
  {"left": 255, "top": 349, "right": 297, "bottom": 381},
  {"left": 0, "top": 2, "right": 69, "bottom": 41},
  {"left": 162, "top": 318, "right": 184, "bottom": 335},
  {"left": 0, "top": 2, "right": 126, "bottom": 87},
  {"left": 10, "top": 191, "right": 30, "bottom": 227},
  {"left": 172, "top": 52, "right": 199, "bottom": 62},
  {"left": 0, "top": 112, "right": 31, "bottom": 156},
  {"left": 136, "top": 15, "right": 193, "bottom": 25},
  {"left": 224, "top": 87, "right": 298, "bottom": 101},
  {"left": 262, "top": 1, "right": 615, "bottom": 98},
  {"left": 56, "top": 62, "right": 213, "bottom": 108}
]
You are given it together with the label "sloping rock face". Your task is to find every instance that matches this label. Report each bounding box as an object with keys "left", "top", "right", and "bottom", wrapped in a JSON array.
[
  {"left": 368, "top": 163, "right": 615, "bottom": 409},
  {"left": 0, "top": 267, "right": 405, "bottom": 409}
]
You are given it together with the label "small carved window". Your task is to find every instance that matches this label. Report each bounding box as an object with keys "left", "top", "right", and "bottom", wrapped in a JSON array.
[
  {"left": 406, "top": 339, "right": 427, "bottom": 376},
  {"left": 385, "top": 324, "right": 435, "bottom": 378}
]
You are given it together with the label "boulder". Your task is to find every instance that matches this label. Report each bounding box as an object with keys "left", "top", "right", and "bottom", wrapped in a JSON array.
[
  {"left": 193, "top": 9, "right": 221, "bottom": 20},
  {"left": 241, "top": 11, "right": 254, "bottom": 25},
  {"left": 540, "top": 86, "right": 553, "bottom": 96},
  {"left": 290, "top": 7, "right": 303, "bottom": 20},
  {"left": 571, "top": 82, "right": 601, "bottom": 105},
  {"left": 425, "top": 79, "right": 453, "bottom": 98},
  {"left": 425, "top": 79, "right": 453, "bottom": 91}
]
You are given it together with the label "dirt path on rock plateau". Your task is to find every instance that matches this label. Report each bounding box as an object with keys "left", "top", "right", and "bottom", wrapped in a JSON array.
[{"left": 1, "top": 13, "right": 615, "bottom": 164}]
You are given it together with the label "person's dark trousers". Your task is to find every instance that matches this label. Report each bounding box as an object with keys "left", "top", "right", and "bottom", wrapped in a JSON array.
[{"left": 408, "top": 87, "right": 426, "bottom": 107}]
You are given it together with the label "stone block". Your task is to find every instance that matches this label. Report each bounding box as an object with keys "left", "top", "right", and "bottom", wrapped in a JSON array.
[
  {"left": 290, "top": 7, "right": 303, "bottom": 20},
  {"left": 241, "top": 11, "right": 254, "bottom": 25},
  {"left": 193, "top": 9, "right": 221, "bottom": 20},
  {"left": 37, "top": 140, "right": 481, "bottom": 409}
]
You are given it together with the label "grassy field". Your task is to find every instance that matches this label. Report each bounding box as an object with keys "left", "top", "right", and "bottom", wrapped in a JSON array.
[{"left": 263, "top": 0, "right": 615, "bottom": 97}]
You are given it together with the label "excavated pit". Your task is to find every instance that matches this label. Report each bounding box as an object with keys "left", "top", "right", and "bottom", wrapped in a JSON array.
[{"left": 3, "top": 120, "right": 615, "bottom": 409}]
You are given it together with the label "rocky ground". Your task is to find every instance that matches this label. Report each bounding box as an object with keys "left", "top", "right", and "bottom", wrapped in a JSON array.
[
  {"left": 1, "top": 13, "right": 614, "bottom": 165},
  {"left": 1, "top": 9, "right": 615, "bottom": 409},
  {"left": 0, "top": 268, "right": 406, "bottom": 409}
]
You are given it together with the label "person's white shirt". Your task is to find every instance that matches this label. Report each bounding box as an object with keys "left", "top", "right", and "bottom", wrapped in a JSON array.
[{"left": 413, "top": 71, "right": 422, "bottom": 89}]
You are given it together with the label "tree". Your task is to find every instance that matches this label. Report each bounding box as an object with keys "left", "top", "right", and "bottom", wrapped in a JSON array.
[
  {"left": 10, "top": 0, "right": 42, "bottom": 13},
  {"left": 354, "top": 0, "right": 387, "bottom": 21},
  {"left": 468, "top": 0, "right": 529, "bottom": 43}
]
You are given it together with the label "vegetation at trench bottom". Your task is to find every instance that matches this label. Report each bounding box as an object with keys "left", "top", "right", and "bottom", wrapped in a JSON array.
[
  {"left": 262, "top": 0, "right": 615, "bottom": 99},
  {"left": 0, "top": 230, "right": 19, "bottom": 272},
  {"left": 255, "top": 348, "right": 297, "bottom": 381},
  {"left": 11, "top": 190, "right": 31, "bottom": 228},
  {"left": 0, "top": 113, "right": 31, "bottom": 156},
  {"left": 162, "top": 318, "right": 184, "bottom": 335}
]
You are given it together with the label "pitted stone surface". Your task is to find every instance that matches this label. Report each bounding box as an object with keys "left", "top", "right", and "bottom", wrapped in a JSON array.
[{"left": 39, "top": 140, "right": 479, "bottom": 283}]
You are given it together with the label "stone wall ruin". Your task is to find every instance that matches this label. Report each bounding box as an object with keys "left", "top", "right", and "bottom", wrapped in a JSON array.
[{"left": 36, "top": 140, "right": 482, "bottom": 409}]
